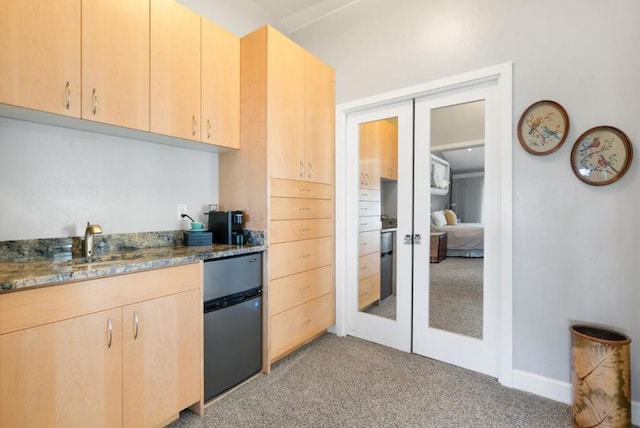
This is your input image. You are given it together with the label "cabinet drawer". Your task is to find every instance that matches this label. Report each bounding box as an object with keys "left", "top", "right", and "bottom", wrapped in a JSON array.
[
  {"left": 359, "top": 201, "right": 380, "bottom": 217},
  {"left": 359, "top": 252, "right": 380, "bottom": 280},
  {"left": 358, "top": 274, "right": 380, "bottom": 310},
  {"left": 358, "top": 230, "right": 380, "bottom": 257},
  {"left": 270, "top": 178, "right": 332, "bottom": 199},
  {"left": 269, "top": 237, "right": 333, "bottom": 280},
  {"left": 358, "top": 216, "right": 381, "bottom": 233},
  {"left": 270, "top": 218, "right": 333, "bottom": 244},
  {"left": 358, "top": 188, "right": 380, "bottom": 202},
  {"left": 270, "top": 197, "right": 333, "bottom": 220},
  {"left": 270, "top": 265, "right": 333, "bottom": 315},
  {"left": 270, "top": 293, "right": 334, "bottom": 362}
]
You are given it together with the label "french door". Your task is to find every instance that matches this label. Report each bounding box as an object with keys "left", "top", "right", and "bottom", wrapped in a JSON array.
[
  {"left": 345, "top": 101, "right": 413, "bottom": 352},
  {"left": 412, "top": 83, "right": 499, "bottom": 377},
  {"left": 344, "top": 78, "right": 504, "bottom": 378}
]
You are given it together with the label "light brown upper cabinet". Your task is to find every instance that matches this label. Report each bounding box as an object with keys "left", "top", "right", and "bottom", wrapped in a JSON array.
[
  {"left": 150, "top": 0, "right": 201, "bottom": 141},
  {"left": 380, "top": 118, "right": 398, "bottom": 180},
  {"left": 304, "top": 53, "right": 335, "bottom": 185},
  {"left": 201, "top": 18, "right": 240, "bottom": 149},
  {"left": 82, "top": 0, "right": 149, "bottom": 130},
  {"left": 268, "top": 30, "right": 334, "bottom": 184},
  {"left": 359, "top": 121, "right": 382, "bottom": 190},
  {"left": 0, "top": 0, "right": 81, "bottom": 117}
]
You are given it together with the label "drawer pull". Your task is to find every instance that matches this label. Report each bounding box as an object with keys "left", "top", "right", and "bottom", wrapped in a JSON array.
[
  {"left": 361, "top": 291, "right": 368, "bottom": 296},
  {"left": 300, "top": 319, "right": 312, "bottom": 327},
  {"left": 299, "top": 253, "right": 311, "bottom": 259},
  {"left": 361, "top": 223, "right": 368, "bottom": 226},
  {"left": 65, "top": 81, "right": 71, "bottom": 110},
  {"left": 299, "top": 227, "right": 311, "bottom": 232},
  {"left": 298, "top": 207, "right": 311, "bottom": 211},
  {"left": 360, "top": 242, "right": 367, "bottom": 246},
  {"left": 299, "top": 161, "right": 304, "bottom": 178},
  {"left": 107, "top": 318, "right": 113, "bottom": 348},
  {"left": 299, "top": 285, "right": 311, "bottom": 291},
  {"left": 299, "top": 188, "right": 311, "bottom": 192},
  {"left": 361, "top": 265, "right": 367, "bottom": 270},
  {"left": 92, "top": 88, "right": 98, "bottom": 115},
  {"left": 133, "top": 312, "right": 139, "bottom": 340}
]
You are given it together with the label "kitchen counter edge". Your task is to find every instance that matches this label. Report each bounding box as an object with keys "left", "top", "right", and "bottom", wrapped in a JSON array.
[{"left": 0, "top": 244, "right": 266, "bottom": 293}]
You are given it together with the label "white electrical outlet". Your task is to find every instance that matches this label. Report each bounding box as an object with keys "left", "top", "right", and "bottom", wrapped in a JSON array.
[{"left": 177, "top": 204, "right": 188, "bottom": 221}]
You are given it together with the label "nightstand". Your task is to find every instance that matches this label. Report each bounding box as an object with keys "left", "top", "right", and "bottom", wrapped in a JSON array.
[{"left": 430, "top": 232, "right": 447, "bottom": 263}]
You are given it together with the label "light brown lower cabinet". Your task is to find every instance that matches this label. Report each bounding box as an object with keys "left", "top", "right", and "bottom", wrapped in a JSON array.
[
  {"left": 359, "top": 273, "right": 381, "bottom": 310},
  {"left": 0, "top": 263, "right": 203, "bottom": 428},
  {"left": 0, "top": 308, "right": 123, "bottom": 427},
  {"left": 270, "top": 292, "right": 335, "bottom": 362}
]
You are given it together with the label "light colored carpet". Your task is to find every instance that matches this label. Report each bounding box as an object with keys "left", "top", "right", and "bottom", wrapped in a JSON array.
[
  {"left": 429, "top": 257, "right": 483, "bottom": 338},
  {"left": 169, "top": 334, "right": 571, "bottom": 427},
  {"left": 364, "top": 295, "right": 397, "bottom": 320}
]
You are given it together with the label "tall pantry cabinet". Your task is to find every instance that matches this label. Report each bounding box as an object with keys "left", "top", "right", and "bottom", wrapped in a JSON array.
[{"left": 219, "top": 25, "right": 335, "bottom": 369}]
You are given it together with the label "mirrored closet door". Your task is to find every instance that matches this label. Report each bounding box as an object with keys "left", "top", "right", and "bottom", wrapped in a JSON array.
[
  {"left": 346, "top": 101, "right": 413, "bottom": 352},
  {"left": 412, "top": 83, "right": 499, "bottom": 377}
]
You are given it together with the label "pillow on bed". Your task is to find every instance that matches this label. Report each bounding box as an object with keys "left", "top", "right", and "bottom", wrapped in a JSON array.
[
  {"left": 444, "top": 209, "right": 458, "bottom": 225},
  {"left": 431, "top": 210, "right": 447, "bottom": 228}
]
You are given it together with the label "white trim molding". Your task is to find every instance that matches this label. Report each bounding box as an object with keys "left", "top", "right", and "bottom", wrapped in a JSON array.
[{"left": 513, "top": 369, "right": 640, "bottom": 425}]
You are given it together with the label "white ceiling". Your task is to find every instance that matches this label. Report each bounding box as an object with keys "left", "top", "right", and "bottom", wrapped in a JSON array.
[{"left": 253, "top": 0, "right": 360, "bottom": 33}]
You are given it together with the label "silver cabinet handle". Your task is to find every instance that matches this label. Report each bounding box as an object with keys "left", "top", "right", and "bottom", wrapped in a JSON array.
[
  {"left": 308, "top": 162, "right": 312, "bottom": 179},
  {"left": 299, "top": 161, "right": 304, "bottom": 178},
  {"left": 365, "top": 173, "right": 369, "bottom": 186},
  {"left": 192, "top": 115, "right": 197, "bottom": 136},
  {"left": 65, "top": 81, "right": 71, "bottom": 110},
  {"left": 133, "top": 311, "right": 139, "bottom": 340},
  {"left": 107, "top": 318, "right": 113, "bottom": 348},
  {"left": 92, "top": 88, "right": 98, "bottom": 115},
  {"left": 207, "top": 119, "right": 211, "bottom": 139}
]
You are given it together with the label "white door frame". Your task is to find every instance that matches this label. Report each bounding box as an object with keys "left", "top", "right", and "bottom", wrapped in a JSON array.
[{"left": 334, "top": 62, "right": 514, "bottom": 387}]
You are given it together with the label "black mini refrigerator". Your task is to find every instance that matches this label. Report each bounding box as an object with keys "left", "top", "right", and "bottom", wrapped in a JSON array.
[{"left": 203, "top": 253, "right": 262, "bottom": 401}]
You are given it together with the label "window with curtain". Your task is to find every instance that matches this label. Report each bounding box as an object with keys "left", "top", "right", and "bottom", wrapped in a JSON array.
[{"left": 451, "top": 172, "right": 484, "bottom": 223}]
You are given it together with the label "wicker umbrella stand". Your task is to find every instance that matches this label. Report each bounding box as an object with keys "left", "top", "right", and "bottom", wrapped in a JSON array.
[{"left": 570, "top": 324, "right": 632, "bottom": 428}]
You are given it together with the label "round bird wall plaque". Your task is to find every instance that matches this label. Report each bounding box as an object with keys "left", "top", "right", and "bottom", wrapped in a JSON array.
[
  {"left": 570, "top": 126, "right": 633, "bottom": 186},
  {"left": 518, "top": 100, "right": 570, "bottom": 155}
]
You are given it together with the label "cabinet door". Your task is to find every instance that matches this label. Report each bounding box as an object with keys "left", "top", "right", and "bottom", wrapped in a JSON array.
[
  {"left": 268, "top": 29, "right": 305, "bottom": 181},
  {"left": 380, "top": 119, "right": 398, "bottom": 180},
  {"left": 82, "top": 0, "right": 149, "bottom": 130},
  {"left": 304, "top": 52, "right": 335, "bottom": 184},
  {"left": 201, "top": 18, "right": 240, "bottom": 148},
  {"left": 0, "top": 0, "right": 80, "bottom": 117},
  {"left": 122, "top": 289, "right": 200, "bottom": 428},
  {"left": 150, "top": 0, "right": 201, "bottom": 141},
  {"left": 0, "top": 308, "right": 122, "bottom": 427},
  {"left": 359, "top": 121, "right": 381, "bottom": 190}
]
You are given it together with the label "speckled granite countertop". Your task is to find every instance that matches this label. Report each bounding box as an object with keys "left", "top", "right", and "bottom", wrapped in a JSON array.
[{"left": 0, "top": 243, "right": 266, "bottom": 292}]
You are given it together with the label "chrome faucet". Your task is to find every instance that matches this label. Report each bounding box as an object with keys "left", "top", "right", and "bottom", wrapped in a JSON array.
[{"left": 84, "top": 222, "right": 103, "bottom": 258}]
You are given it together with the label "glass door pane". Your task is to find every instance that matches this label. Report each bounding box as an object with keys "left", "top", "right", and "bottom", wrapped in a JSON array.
[{"left": 346, "top": 101, "right": 412, "bottom": 352}]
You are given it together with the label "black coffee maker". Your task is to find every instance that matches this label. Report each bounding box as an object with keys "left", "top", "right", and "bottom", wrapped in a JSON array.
[{"left": 208, "top": 210, "right": 244, "bottom": 245}]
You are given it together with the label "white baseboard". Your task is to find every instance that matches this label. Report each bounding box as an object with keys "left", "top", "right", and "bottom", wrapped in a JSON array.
[{"left": 512, "top": 369, "right": 639, "bottom": 426}]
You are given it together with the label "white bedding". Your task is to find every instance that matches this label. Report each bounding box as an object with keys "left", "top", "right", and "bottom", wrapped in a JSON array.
[{"left": 433, "top": 223, "right": 484, "bottom": 253}]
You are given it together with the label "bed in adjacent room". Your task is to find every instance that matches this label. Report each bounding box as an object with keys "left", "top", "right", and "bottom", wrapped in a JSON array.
[{"left": 430, "top": 210, "right": 484, "bottom": 257}]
